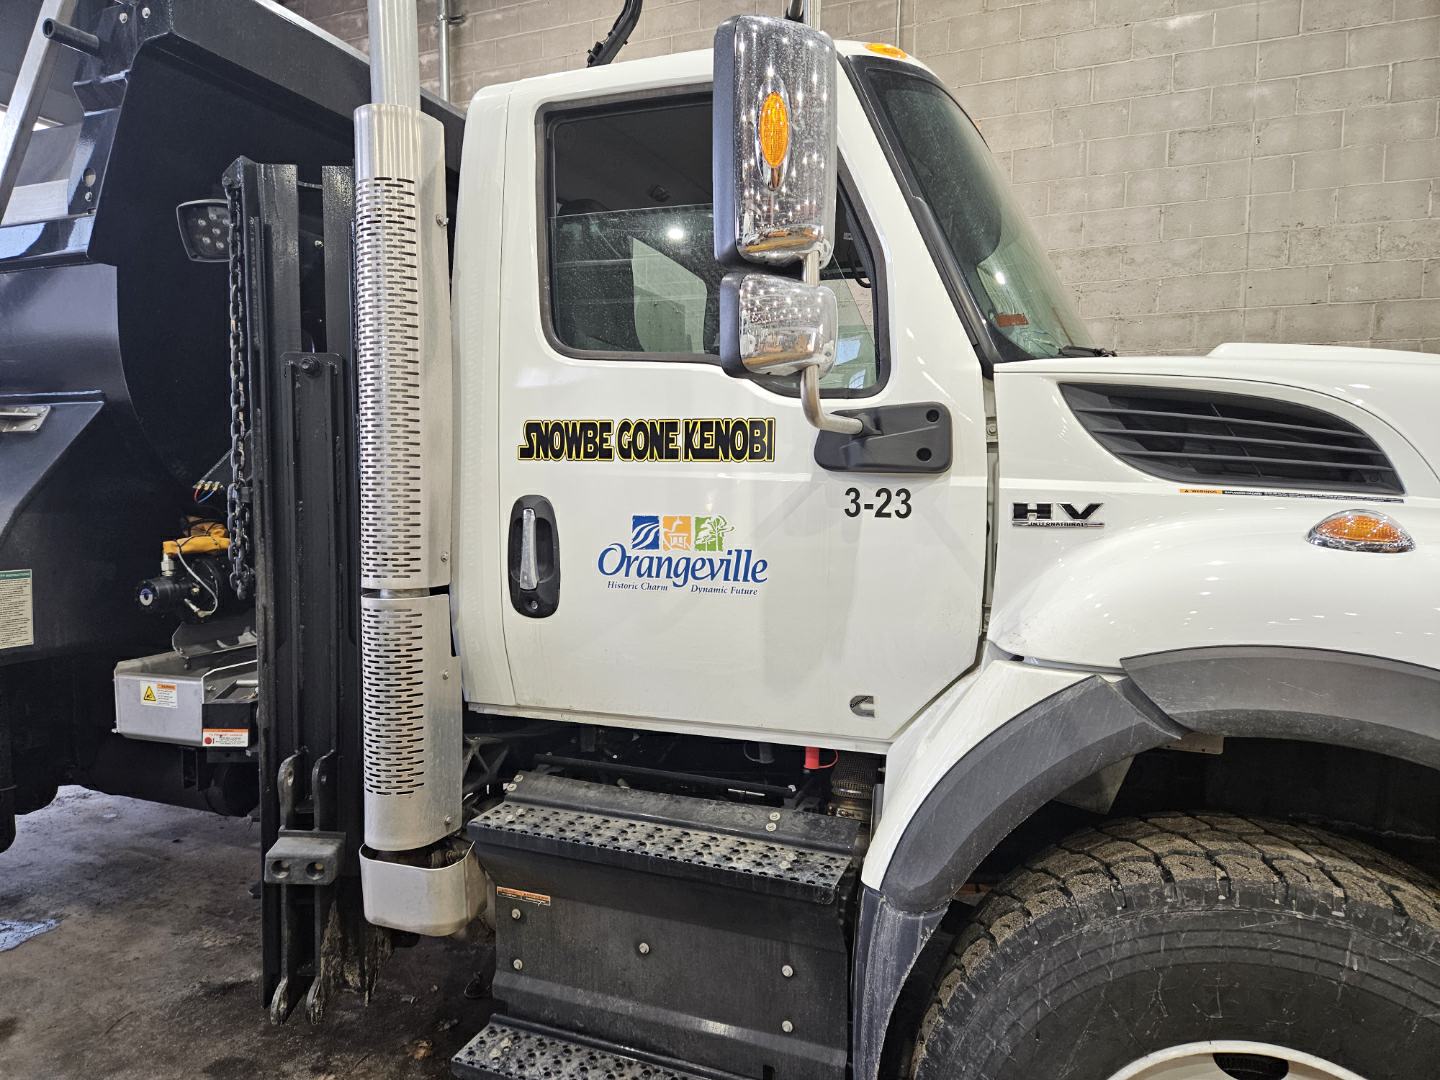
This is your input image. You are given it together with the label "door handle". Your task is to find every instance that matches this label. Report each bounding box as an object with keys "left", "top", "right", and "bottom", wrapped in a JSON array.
[
  {"left": 508, "top": 496, "right": 559, "bottom": 618},
  {"left": 518, "top": 508, "right": 539, "bottom": 591}
]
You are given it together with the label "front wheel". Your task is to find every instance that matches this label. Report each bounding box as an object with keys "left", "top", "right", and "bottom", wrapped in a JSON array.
[{"left": 909, "top": 813, "right": 1440, "bottom": 1080}]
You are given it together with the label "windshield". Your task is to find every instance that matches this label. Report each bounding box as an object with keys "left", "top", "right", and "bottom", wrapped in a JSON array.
[{"left": 859, "top": 63, "right": 1095, "bottom": 362}]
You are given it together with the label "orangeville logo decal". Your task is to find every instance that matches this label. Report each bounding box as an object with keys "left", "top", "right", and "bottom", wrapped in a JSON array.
[{"left": 598, "top": 514, "right": 767, "bottom": 595}]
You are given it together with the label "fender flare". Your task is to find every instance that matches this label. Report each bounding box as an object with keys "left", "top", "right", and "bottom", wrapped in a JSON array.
[
  {"left": 851, "top": 648, "right": 1440, "bottom": 1080},
  {"left": 851, "top": 675, "right": 1184, "bottom": 1080},
  {"left": 1123, "top": 646, "right": 1440, "bottom": 772}
]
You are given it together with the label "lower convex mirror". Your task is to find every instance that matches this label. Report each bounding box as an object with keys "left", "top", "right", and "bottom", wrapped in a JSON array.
[{"left": 720, "top": 271, "right": 837, "bottom": 377}]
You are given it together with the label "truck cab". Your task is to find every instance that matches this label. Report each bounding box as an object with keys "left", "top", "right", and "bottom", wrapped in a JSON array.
[
  {"left": 451, "top": 38, "right": 1439, "bottom": 749},
  {"left": 415, "top": 25, "right": 1440, "bottom": 1080},
  {"left": 446, "top": 33, "right": 1440, "bottom": 766},
  {"left": 452, "top": 43, "right": 998, "bottom": 748}
]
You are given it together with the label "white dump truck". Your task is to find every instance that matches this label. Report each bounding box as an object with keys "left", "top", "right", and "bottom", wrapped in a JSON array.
[{"left": 6, "top": 0, "right": 1440, "bottom": 1077}]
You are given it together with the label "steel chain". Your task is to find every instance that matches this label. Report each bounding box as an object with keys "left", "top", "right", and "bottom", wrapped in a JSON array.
[{"left": 225, "top": 180, "right": 255, "bottom": 600}]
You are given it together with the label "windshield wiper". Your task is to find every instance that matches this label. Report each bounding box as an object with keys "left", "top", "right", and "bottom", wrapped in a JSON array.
[{"left": 1058, "top": 344, "right": 1116, "bottom": 357}]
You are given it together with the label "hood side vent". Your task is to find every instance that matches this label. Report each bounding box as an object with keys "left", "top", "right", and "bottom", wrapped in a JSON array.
[{"left": 1061, "top": 383, "right": 1404, "bottom": 495}]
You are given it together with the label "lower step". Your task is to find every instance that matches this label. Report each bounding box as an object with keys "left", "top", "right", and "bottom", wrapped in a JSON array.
[
  {"left": 453, "top": 1018, "right": 729, "bottom": 1080},
  {"left": 466, "top": 774, "right": 856, "bottom": 1079}
]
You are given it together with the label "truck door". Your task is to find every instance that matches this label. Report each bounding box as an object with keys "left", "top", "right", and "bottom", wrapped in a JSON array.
[{"left": 478, "top": 68, "right": 988, "bottom": 748}]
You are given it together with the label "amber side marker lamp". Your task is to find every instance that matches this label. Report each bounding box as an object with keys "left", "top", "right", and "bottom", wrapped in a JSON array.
[
  {"left": 1307, "top": 510, "right": 1414, "bottom": 554},
  {"left": 758, "top": 91, "right": 790, "bottom": 170},
  {"left": 864, "top": 42, "right": 908, "bottom": 59}
]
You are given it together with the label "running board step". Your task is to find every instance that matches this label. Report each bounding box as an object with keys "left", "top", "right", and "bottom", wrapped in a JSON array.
[
  {"left": 469, "top": 772, "right": 857, "bottom": 903},
  {"left": 462, "top": 773, "right": 861, "bottom": 1080},
  {"left": 453, "top": 1018, "right": 733, "bottom": 1080}
]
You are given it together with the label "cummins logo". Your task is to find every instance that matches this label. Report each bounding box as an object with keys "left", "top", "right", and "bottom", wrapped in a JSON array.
[{"left": 1012, "top": 502, "right": 1105, "bottom": 528}]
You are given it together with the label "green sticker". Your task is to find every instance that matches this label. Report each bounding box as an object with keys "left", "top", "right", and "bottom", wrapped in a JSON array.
[{"left": 0, "top": 569, "right": 34, "bottom": 651}]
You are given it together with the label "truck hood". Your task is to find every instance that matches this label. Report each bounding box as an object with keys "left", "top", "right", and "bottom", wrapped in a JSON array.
[
  {"left": 1006, "top": 341, "right": 1440, "bottom": 491},
  {"left": 991, "top": 342, "right": 1440, "bottom": 672}
]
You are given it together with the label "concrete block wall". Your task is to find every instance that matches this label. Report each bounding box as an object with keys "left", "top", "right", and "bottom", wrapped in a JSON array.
[{"left": 285, "top": 0, "right": 1440, "bottom": 355}]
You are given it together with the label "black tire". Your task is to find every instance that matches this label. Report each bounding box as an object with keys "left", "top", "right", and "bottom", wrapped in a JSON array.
[{"left": 909, "top": 812, "right": 1440, "bottom": 1080}]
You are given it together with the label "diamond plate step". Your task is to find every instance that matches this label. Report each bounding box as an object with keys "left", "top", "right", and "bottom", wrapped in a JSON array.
[
  {"left": 477, "top": 800, "right": 851, "bottom": 897},
  {"left": 469, "top": 773, "right": 857, "bottom": 903},
  {"left": 452, "top": 1019, "right": 716, "bottom": 1080}
]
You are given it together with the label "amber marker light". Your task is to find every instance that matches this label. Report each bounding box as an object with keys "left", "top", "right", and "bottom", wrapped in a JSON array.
[
  {"left": 1307, "top": 510, "right": 1415, "bottom": 554},
  {"left": 864, "top": 42, "right": 909, "bottom": 59},
  {"left": 758, "top": 91, "right": 790, "bottom": 171}
]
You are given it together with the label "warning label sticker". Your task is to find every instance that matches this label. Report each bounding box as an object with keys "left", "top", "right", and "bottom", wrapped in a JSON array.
[
  {"left": 202, "top": 729, "right": 249, "bottom": 748},
  {"left": 140, "top": 681, "right": 178, "bottom": 709},
  {"left": 0, "top": 569, "right": 34, "bottom": 651},
  {"left": 496, "top": 887, "right": 551, "bottom": 907}
]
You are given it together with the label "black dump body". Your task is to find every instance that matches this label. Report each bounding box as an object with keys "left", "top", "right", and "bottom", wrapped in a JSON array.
[{"left": 0, "top": 0, "right": 462, "bottom": 847}]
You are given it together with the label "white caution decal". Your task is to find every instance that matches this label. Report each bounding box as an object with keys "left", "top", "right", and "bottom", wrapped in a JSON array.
[
  {"left": 202, "top": 729, "right": 249, "bottom": 748},
  {"left": 140, "top": 681, "right": 178, "bottom": 708}
]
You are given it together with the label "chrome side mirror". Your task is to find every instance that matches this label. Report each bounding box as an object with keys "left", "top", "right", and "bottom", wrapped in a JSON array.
[
  {"left": 713, "top": 15, "right": 837, "bottom": 267},
  {"left": 721, "top": 271, "right": 836, "bottom": 377},
  {"left": 712, "top": 15, "right": 861, "bottom": 436}
]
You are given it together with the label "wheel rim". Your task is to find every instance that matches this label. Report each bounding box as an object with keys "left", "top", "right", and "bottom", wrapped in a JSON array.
[{"left": 1105, "top": 1042, "right": 1369, "bottom": 1080}]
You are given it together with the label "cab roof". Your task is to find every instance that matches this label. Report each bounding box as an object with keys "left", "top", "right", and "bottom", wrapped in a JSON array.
[{"left": 465, "top": 36, "right": 934, "bottom": 108}]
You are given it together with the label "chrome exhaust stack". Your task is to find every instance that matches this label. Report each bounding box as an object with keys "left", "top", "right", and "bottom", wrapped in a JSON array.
[{"left": 353, "top": 0, "right": 481, "bottom": 936}]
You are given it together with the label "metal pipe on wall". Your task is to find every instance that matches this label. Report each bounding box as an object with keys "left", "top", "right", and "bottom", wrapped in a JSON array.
[
  {"left": 366, "top": 0, "right": 420, "bottom": 109},
  {"left": 436, "top": 0, "right": 455, "bottom": 102}
]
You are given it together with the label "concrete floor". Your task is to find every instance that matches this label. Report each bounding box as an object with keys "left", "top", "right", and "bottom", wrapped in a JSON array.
[{"left": 0, "top": 788, "right": 490, "bottom": 1080}]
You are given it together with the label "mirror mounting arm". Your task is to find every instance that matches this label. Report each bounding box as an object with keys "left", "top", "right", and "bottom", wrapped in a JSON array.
[
  {"left": 785, "top": 0, "right": 822, "bottom": 24},
  {"left": 801, "top": 367, "right": 865, "bottom": 435},
  {"left": 799, "top": 250, "right": 864, "bottom": 436}
]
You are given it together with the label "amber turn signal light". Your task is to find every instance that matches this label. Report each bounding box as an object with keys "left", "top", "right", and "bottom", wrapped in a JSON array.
[
  {"left": 758, "top": 91, "right": 790, "bottom": 171},
  {"left": 1307, "top": 510, "right": 1414, "bottom": 554},
  {"left": 864, "top": 42, "right": 909, "bottom": 59}
]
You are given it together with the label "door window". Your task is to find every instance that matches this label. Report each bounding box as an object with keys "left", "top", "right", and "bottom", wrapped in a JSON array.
[{"left": 544, "top": 95, "right": 885, "bottom": 395}]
